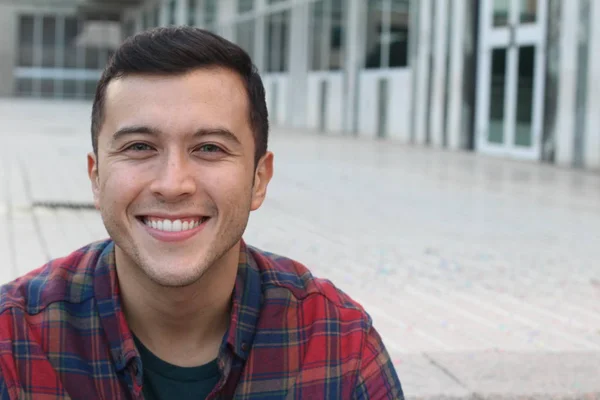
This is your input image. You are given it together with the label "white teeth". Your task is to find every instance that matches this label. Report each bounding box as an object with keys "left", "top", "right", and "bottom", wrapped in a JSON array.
[
  {"left": 172, "top": 219, "right": 182, "bottom": 231},
  {"left": 145, "top": 218, "right": 201, "bottom": 232}
]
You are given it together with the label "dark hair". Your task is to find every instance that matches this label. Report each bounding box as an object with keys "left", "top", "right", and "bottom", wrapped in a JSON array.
[{"left": 91, "top": 26, "right": 269, "bottom": 166}]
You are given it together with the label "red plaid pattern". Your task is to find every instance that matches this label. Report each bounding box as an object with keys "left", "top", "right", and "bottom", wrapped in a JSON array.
[{"left": 0, "top": 240, "right": 403, "bottom": 399}]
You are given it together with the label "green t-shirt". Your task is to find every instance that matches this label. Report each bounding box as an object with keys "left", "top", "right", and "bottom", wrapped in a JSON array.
[{"left": 133, "top": 335, "right": 220, "bottom": 400}]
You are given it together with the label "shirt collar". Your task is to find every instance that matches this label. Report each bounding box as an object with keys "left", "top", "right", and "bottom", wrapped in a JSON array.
[
  {"left": 93, "top": 239, "right": 263, "bottom": 371},
  {"left": 93, "top": 241, "right": 137, "bottom": 372},
  {"left": 225, "top": 240, "right": 263, "bottom": 360}
]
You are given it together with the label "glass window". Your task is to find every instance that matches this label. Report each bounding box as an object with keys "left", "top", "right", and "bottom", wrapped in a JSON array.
[
  {"left": 123, "top": 19, "right": 135, "bottom": 38},
  {"left": 41, "top": 16, "right": 57, "bottom": 68},
  {"left": 85, "top": 47, "right": 100, "bottom": 69},
  {"left": 329, "top": 0, "right": 344, "bottom": 69},
  {"left": 85, "top": 80, "right": 98, "bottom": 100},
  {"left": 265, "top": 10, "right": 290, "bottom": 72},
  {"left": 95, "top": 48, "right": 111, "bottom": 70},
  {"left": 365, "top": 0, "right": 410, "bottom": 69},
  {"left": 153, "top": 6, "right": 160, "bottom": 27},
  {"left": 204, "top": 0, "right": 217, "bottom": 29},
  {"left": 238, "top": 0, "right": 254, "bottom": 14},
  {"left": 168, "top": 0, "right": 177, "bottom": 25},
  {"left": 64, "top": 17, "right": 79, "bottom": 68},
  {"left": 40, "top": 79, "right": 55, "bottom": 98},
  {"left": 236, "top": 19, "right": 255, "bottom": 59},
  {"left": 62, "top": 79, "right": 78, "bottom": 99},
  {"left": 488, "top": 48, "right": 507, "bottom": 144},
  {"left": 388, "top": 0, "right": 409, "bottom": 67},
  {"left": 493, "top": 0, "right": 510, "bottom": 26},
  {"left": 18, "top": 15, "right": 35, "bottom": 67},
  {"left": 515, "top": 45, "right": 535, "bottom": 146},
  {"left": 16, "top": 78, "right": 34, "bottom": 97},
  {"left": 187, "top": 0, "right": 197, "bottom": 26},
  {"left": 310, "top": 0, "right": 345, "bottom": 70},
  {"left": 310, "top": 0, "right": 325, "bottom": 70},
  {"left": 267, "top": 0, "right": 288, "bottom": 4},
  {"left": 142, "top": 10, "right": 150, "bottom": 29},
  {"left": 520, "top": 0, "right": 537, "bottom": 23},
  {"left": 107, "top": 49, "right": 115, "bottom": 63},
  {"left": 365, "top": 0, "right": 384, "bottom": 68}
]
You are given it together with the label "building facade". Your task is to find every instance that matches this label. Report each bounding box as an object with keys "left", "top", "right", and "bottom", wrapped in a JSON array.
[{"left": 1, "top": 0, "right": 599, "bottom": 171}]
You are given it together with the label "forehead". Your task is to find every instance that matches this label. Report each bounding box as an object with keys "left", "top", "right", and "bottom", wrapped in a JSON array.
[{"left": 101, "top": 68, "right": 251, "bottom": 141}]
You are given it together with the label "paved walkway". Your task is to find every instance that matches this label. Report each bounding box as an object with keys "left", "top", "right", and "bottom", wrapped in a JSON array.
[{"left": 1, "top": 99, "right": 600, "bottom": 399}]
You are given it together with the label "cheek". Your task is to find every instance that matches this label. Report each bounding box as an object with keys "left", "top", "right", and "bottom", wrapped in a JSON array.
[
  {"left": 204, "top": 168, "right": 254, "bottom": 206},
  {"left": 98, "top": 165, "right": 147, "bottom": 207}
]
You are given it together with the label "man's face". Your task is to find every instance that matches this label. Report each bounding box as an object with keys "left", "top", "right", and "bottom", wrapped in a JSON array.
[{"left": 88, "top": 68, "right": 273, "bottom": 287}]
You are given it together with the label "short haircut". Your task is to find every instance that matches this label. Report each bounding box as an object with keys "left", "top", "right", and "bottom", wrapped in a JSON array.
[{"left": 91, "top": 26, "right": 269, "bottom": 166}]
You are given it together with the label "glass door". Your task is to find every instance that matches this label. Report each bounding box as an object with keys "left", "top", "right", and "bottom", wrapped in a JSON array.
[{"left": 475, "top": 0, "right": 547, "bottom": 160}]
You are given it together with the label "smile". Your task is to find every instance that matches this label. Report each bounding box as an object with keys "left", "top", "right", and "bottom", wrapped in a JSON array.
[
  {"left": 138, "top": 216, "right": 210, "bottom": 242},
  {"left": 141, "top": 216, "right": 209, "bottom": 232}
]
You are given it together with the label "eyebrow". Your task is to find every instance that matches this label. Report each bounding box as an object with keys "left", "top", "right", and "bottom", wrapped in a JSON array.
[{"left": 111, "top": 125, "right": 242, "bottom": 146}]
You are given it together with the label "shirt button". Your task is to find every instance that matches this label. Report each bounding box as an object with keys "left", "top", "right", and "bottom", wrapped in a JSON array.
[{"left": 241, "top": 342, "right": 248, "bottom": 352}]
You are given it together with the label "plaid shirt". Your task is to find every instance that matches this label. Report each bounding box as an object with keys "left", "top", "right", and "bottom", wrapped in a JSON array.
[{"left": 0, "top": 239, "right": 403, "bottom": 399}]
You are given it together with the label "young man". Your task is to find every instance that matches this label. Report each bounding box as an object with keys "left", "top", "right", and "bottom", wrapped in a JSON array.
[{"left": 0, "top": 27, "right": 403, "bottom": 399}]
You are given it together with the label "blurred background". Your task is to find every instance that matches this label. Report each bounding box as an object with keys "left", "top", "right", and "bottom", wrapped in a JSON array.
[
  {"left": 1, "top": 0, "right": 600, "bottom": 399},
  {"left": 0, "top": 0, "right": 599, "bottom": 169}
]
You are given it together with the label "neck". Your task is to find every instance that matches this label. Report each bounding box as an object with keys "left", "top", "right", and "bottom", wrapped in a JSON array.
[{"left": 116, "top": 242, "right": 240, "bottom": 367}]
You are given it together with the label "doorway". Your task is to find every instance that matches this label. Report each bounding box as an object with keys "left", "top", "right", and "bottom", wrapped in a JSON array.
[{"left": 475, "top": 0, "right": 547, "bottom": 160}]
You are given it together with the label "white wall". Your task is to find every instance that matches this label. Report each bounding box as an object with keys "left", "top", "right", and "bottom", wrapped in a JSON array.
[
  {"left": 428, "top": 0, "right": 449, "bottom": 148},
  {"left": 263, "top": 73, "right": 288, "bottom": 127},
  {"left": 446, "top": 0, "right": 467, "bottom": 150},
  {"left": 555, "top": 0, "right": 579, "bottom": 167},
  {"left": 413, "top": 0, "right": 433, "bottom": 145},
  {"left": 584, "top": 0, "right": 600, "bottom": 170},
  {"left": 357, "top": 69, "right": 412, "bottom": 141},
  {"left": 306, "top": 72, "right": 344, "bottom": 133}
]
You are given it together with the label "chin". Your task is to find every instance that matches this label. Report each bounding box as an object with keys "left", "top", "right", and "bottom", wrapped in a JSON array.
[
  {"left": 145, "top": 265, "right": 207, "bottom": 288},
  {"left": 136, "top": 251, "right": 210, "bottom": 288}
]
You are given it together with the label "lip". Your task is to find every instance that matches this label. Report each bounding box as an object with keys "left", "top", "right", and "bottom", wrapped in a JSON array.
[
  {"left": 140, "top": 213, "right": 205, "bottom": 220},
  {"left": 138, "top": 217, "right": 209, "bottom": 243}
]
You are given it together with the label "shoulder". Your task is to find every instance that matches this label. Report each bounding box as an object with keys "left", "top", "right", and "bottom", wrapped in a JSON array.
[
  {"left": 248, "top": 245, "right": 371, "bottom": 325},
  {"left": 0, "top": 240, "right": 112, "bottom": 317}
]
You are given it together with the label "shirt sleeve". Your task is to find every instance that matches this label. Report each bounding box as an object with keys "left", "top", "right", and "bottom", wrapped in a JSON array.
[
  {"left": 0, "top": 309, "right": 11, "bottom": 400},
  {"left": 353, "top": 325, "right": 404, "bottom": 400},
  {"left": 0, "top": 375, "right": 9, "bottom": 400}
]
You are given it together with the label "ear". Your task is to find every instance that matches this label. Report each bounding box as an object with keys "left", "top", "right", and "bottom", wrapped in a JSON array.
[
  {"left": 87, "top": 152, "right": 101, "bottom": 210},
  {"left": 250, "top": 151, "right": 274, "bottom": 211}
]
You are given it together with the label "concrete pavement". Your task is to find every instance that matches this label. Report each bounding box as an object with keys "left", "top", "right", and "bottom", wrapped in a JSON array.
[{"left": 1, "top": 99, "right": 600, "bottom": 399}]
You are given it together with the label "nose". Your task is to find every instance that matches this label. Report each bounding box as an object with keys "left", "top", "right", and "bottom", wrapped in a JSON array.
[{"left": 149, "top": 151, "right": 197, "bottom": 201}]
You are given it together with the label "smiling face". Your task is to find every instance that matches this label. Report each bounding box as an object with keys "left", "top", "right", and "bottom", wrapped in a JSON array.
[{"left": 88, "top": 68, "right": 273, "bottom": 288}]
